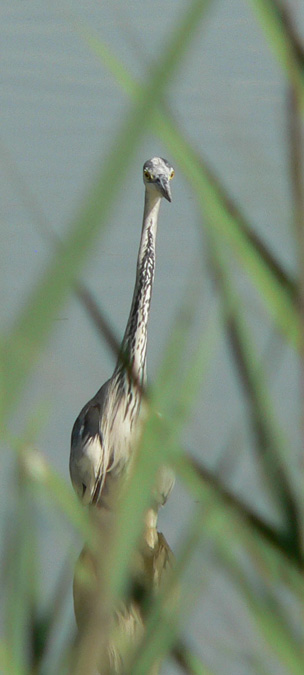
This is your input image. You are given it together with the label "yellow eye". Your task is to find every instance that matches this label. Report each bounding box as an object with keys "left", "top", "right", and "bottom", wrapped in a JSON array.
[
  {"left": 144, "top": 169, "right": 152, "bottom": 180},
  {"left": 170, "top": 169, "right": 175, "bottom": 179}
]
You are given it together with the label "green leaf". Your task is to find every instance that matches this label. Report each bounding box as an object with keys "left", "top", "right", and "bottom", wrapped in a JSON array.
[
  {"left": 224, "top": 550, "right": 304, "bottom": 675},
  {"left": 207, "top": 238, "right": 300, "bottom": 546},
  {"left": 250, "top": 0, "right": 304, "bottom": 109},
  {"left": 107, "top": 301, "right": 218, "bottom": 602},
  {"left": 76, "top": 21, "right": 300, "bottom": 349},
  {"left": 173, "top": 643, "right": 216, "bottom": 675},
  {"left": 2, "top": 0, "right": 210, "bottom": 421},
  {"left": 4, "top": 474, "right": 36, "bottom": 674}
]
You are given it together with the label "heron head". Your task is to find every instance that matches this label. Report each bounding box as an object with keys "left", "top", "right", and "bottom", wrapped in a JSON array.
[{"left": 143, "top": 157, "right": 174, "bottom": 202}]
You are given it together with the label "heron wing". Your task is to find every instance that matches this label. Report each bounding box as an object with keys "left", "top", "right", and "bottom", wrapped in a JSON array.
[
  {"left": 82, "top": 403, "right": 107, "bottom": 504},
  {"left": 70, "top": 380, "right": 112, "bottom": 504}
]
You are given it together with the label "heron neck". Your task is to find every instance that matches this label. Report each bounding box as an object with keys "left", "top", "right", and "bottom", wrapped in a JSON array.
[{"left": 115, "top": 191, "right": 161, "bottom": 386}]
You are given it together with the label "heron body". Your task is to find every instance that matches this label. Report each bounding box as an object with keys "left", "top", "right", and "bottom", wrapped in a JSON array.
[
  {"left": 73, "top": 530, "right": 175, "bottom": 674},
  {"left": 70, "top": 157, "right": 175, "bottom": 515}
]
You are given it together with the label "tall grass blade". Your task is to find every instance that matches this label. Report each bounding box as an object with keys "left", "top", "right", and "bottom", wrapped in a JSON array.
[
  {"left": 0, "top": 641, "right": 20, "bottom": 675},
  {"left": 77, "top": 26, "right": 300, "bottom": 348},
  {"left": 172, "top": 642, "right": 216, "bottom": 675},
  {"left": 224, "top": 552, "right": 304, "bottom": 675},
  {"left": 207, "top": 238, "right": 301, "bottom": 554},
  {"left": 4, "top": 468, "right": 37, "bottom": 674},
  {"left": 2, "top": 0, "right": 210, "bottom": 420},
  {"left": 14, "top": 445, "right": 89, "bottom": 539},
  {"left": 105, "top": 300, "right": 218, "bottom": 605},
  {"left": 250, "top": 0, "right": 304, "bottom": 109},
  {"left": 70, "top": 293, "right": 217, "bottom": 670},
  {"left": 129, "top": 506, "right": 214, "bottom": 674}
]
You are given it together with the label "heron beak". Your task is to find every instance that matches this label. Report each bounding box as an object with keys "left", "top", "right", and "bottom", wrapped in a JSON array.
[{"left": 159, "top": 175, "right": 172, "bottom": 202}]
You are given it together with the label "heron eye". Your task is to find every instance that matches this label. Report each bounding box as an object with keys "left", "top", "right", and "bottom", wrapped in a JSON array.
[
  {"left": 144, "top": 169, "right": 151, "bottom": 180},
  {"left": 170, "top": 169, "right": 175, "bottom": 179}
]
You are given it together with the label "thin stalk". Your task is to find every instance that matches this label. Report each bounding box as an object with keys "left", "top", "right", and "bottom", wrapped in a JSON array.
[
  {"left": 284, "top": 1, "right": 304, "bottom": 649},
  {"left": 250, "top": 0, "right": 304, "bottom": 109},
  {"left": 172, "top": 642, "right": 215, "bottom": 675},
  {"left": 178, "top": 452, "right": 304, "bottom": 570},
  {"left": 2, "top": 0, "right": 210, "bottom": 421},
  {"left": 286, "top": 35, "right": 304, "bottom": 465},
  {"left": 206, "top": 237, "right": 301, "bottom": 559},
  {"left": 73, "top": 23, "right": 299, "bottom": 346}
]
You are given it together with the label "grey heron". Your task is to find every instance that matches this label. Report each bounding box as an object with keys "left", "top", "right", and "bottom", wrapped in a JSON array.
[{"left": 70, "top": 157, "right": 175, "bottom": 528}]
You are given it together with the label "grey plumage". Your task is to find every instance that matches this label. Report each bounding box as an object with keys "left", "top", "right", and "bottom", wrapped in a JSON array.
[
  {"left": 73, "top": 530, "right": 175, "bottom": 674},
  {"left": 70, "top": 157, "right": 175, "bottom": 513}
]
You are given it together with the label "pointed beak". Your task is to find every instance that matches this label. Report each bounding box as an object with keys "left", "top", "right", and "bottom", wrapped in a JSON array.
[{"left": 158, "top": 175, "right": 172, "bottom": 202}]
